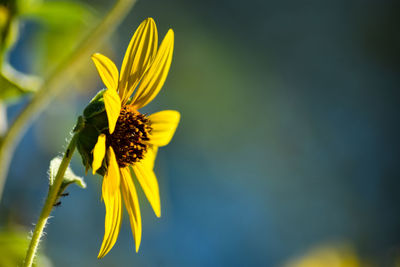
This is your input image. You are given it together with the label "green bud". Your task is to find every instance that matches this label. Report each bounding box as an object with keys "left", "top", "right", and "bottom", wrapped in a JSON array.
[{"left": 74, "top": 89, "right": 109, "bottom": 176}]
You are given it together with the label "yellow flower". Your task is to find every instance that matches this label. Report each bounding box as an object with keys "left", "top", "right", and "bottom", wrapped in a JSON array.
[{"left": 90, "top": 18, "right": 179, "bottom": 258}]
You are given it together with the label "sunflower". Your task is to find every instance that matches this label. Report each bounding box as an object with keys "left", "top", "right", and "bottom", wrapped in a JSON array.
[{"left": 88, "top": 18, "right": 179, "bottom": 258}]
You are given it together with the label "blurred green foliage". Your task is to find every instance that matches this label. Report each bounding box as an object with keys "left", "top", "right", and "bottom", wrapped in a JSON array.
[
  {"left": 0, "top": 0, "right": 95, "bottom": 103},
  {"left": 0, "top": 62, "right": 40, "bottom": 102},
  {"left": 0, "top": 227, "right": 52, "bottom": 267},
  {"left": 24, "top": 1, "right": 96, "bottom": 75}
]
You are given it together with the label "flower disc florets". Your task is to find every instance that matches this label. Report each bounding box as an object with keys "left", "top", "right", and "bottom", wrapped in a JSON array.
[{"left": 107, "top": 105, "right": 152, "bottom": 167}]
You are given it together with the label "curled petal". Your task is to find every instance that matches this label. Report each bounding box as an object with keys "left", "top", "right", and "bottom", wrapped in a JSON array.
[
  {"left": 131, "top": 29, "right": 174, "bottom": 109},
  {"left": 97, "top": 184, "right": 122, "bottom": 258},
  {"left": 120, "top": 167, "right": 142, "bottom": 252},
  {"left": 119, "top": 18, "right": 158, "bottom": 104},
  {"left": 98, "top": 149, "right": 122, "bottom": 258}
]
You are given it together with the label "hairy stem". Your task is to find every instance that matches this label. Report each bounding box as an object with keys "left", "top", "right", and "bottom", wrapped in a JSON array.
[
  {"left": 0, "top": 0, "right": 137, "bottom": 201},
  {"left": 23, "top": 135, "right": 77, "bottom": 267}
]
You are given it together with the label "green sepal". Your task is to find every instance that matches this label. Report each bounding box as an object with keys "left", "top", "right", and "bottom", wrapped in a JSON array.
[
  {"left": 83, "top": 89, "right": 106, "bottom": 119},
  {"left": 72, "top": 115, "right": 85, "bottom": 133}
]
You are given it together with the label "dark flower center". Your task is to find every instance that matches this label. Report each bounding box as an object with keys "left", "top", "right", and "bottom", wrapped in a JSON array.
[{"left": 106, "top": 105, "right": 152, "bottom": 167}]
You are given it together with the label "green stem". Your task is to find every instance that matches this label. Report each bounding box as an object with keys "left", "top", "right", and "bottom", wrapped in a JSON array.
[
  {"left": 23, "top": 134, "right": 77, "bottom": 267},
  {"left": 0, "top": 0, "right": 137, "bottom": 201}
]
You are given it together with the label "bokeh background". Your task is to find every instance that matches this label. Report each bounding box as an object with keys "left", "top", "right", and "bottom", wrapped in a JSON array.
[{"left": 1, "top": 0, "right": 400, "bottom": 266}]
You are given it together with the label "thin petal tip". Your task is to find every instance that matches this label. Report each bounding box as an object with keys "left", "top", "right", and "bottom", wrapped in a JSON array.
[
  {"left": 97, "top": 249, "right": 107, "bottom": 259},
  {"left": 162, "top": 29, "right": 174, "bottom": 43},
  {"left": 145, "top": 17, "right": 155, "bottom": 23},
  {"left": 91, "top": 53, "right": 104, "bottom": 61},
  {"left": 155, "top": 208, "right": 161, "bottom": 218}
]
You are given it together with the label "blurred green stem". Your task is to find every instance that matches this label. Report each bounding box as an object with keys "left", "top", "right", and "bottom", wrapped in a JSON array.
[
  {"left": 0, "top": 0, "right": 137, "bottom": 202},
  {"left": 23, "top": 135, "right": 77, "bottom": 267}
]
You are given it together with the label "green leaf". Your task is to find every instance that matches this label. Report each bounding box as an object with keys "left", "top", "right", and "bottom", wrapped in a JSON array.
[{"left": 49, "top": 157, "right": 86, "bottom": 190}]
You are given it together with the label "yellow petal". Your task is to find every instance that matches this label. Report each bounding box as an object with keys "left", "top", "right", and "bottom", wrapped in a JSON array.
[
  {"left": 105, "top": 147, "right": 120, "bottom": 193},
  {"left": 119, "top": 18, "right": 158, "bottom": 104},
  {"left": 98, "top": 152, "right": 122, "bottom": 258},
  {"left": 91, "top": 53, "right": 119, "bottom": 91},
  {"left": 120, "top": 167, "right": 142, "bottom": 252},
  {"left": 148, "top": 110, "right": 180, "bottom": 147},
  {"left": 131, "top": 29, "right": 174, "bottom": 109},
  {"left": 142, "top": 145, "right": 158, "bottom": 170},
  {"left": 92, "top": 134, "right": 106, "bottom": 174},
  {"left": 104, "top": 88, "right": 121, "bottom": 134},
  {"left": 132, "top": 162, "right": 161, "bottom": 217},
  {"left": 98, "top": 185, "right": 122, "bottom": 258}
]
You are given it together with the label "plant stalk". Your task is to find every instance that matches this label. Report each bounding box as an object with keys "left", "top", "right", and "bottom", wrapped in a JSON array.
[{"left": 23, "top": 135, "right": 77, "bottom": 267}]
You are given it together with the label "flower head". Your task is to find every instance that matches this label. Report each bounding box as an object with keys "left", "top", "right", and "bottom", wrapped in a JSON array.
[{"left": 75, "top": 18, "right": 180, "bottom": 258}]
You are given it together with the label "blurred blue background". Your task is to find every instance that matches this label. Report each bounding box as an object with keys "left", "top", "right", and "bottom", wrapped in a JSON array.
[{"left": 1, "top": 0, "right": 400, "bottom": 266}]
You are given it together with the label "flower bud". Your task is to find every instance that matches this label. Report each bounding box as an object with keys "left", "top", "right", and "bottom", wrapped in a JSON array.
[{"left": 74, "top": 89, "right": 109, "bottom": 176}]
